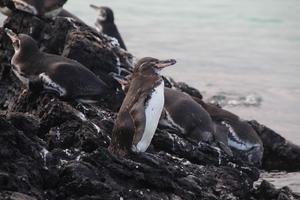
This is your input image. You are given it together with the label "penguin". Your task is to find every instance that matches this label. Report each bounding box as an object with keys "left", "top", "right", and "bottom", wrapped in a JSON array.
[
  {"left": 162, "top": 88, "right": 215, "bottom": 144},
  {"left": 0, "top": 0, "right": 66, "bottom": 16},
  {"left": 90, "top": 4, "right": 127, "bottom": 50},
  {"left": 108, "top": 57, "right": 176, "bottom": 156},
  {"left": 5, "top": 28, "right": 110, "bottom": 103},
  {"left": 111, "top": 74, "right": 233, "bottom": 156},
  {"left": 192, "top": 97, "right": 264, "bottom": 166},
  {"left": 0, "top": 0, "right": 83, "bottom": 22},
  {"left": 111, "top": 71, "right": 263, "bottom": 165}
]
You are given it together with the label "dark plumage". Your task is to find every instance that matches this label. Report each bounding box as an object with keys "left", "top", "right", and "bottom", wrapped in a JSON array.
[
  {"left": 109, "top": 57, "right": 176, "bottom": 156},
  {"left": 90, "top": 4, "right": 127, "bottom": 50},
  {"left": 163, "top": 88, "right": 216, "bottom": 144},
  {"left": 193, "top": 97, "right": 264, "bottom": 165},
  {"left": 0, "top": 0, "right": 67, "bottom": 16},
  {"left": 116, "top": 79, "right": 233, "bottom": 156},
  {"left": 114, "top": 75, "right": 263, "bottom": 163},
  {"left": 5, "top": 29, "right": 109, "bottom": 103}
]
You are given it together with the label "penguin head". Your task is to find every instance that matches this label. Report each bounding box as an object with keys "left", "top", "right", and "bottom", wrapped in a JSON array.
[
  {"left": 11, "top": 0, "right": 39, "bottom": 15},
  {"left": 5, "top": 28, "right": 39, "bottom": 55},
  {"left": 90, "top": 4, "right": 114, "bottom": 23},
  {"left": 134, "top": 57, "right": 176, "bottom": 75}
]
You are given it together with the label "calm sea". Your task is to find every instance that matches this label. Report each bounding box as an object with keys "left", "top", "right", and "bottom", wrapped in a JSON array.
[
  {"left": 65, "top": 0, "right": 300, "bottom": 143},
  {"left": 1, "top": 0, "right": 300, "bottom": 192}
]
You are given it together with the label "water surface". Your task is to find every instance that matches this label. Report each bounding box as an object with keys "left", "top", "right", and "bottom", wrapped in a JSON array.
[{"left": 65, "top": 0, "right": 300, "bottom": 144}]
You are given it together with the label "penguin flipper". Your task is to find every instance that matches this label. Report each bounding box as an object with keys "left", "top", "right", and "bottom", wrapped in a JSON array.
[{"left": 129, "top": 97, "right": 146, "bottom": 147}]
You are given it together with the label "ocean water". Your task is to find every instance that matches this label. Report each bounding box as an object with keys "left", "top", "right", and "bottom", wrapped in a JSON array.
[
  {"left": 1, "top": 0, "right": 300, "bottom": 192},
  {"left": 65, "top": 0, "right": 300, "bottom": 144}
]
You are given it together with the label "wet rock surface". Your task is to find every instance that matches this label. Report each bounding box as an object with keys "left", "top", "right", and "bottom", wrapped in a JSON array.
[
  {"left": 250, "top": 120, "right": 300, "bottom": 172},
  {"left": 253, "top": 180, "right": 300, "bottom": 200},
  {"left": 0, "top": 11, "right": 299, "bottom": 200}
]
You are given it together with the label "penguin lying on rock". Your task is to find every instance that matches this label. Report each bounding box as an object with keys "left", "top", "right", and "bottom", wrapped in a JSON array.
[
  {"left": 192, "top": 97, "right": 264, "bottom": 166},
  {"left": 5, "top": 28, "right": 110, "bottom": 103},
  {"left": 0, "top": 0, "right": 84, "bottom": 23}
]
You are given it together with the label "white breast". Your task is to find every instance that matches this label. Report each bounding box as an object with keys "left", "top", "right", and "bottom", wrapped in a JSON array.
[{"left": 134, "top": 81, "right": 165, "bottom": 152}]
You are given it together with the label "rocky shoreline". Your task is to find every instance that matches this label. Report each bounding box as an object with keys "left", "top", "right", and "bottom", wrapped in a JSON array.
[{"left": 0, "top": 12, "right": 300, "bottom": 200}]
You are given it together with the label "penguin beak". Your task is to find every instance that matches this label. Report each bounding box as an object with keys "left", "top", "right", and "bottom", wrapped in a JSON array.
[
  {"left": 5, "top": 28, "right": 18, "bottom": 43},
  {"left": 155, "top": 59, "right": 177, "bottom": 69},
  {"left": 90, "top": 4, "right": 106, "bottom": 20},
  {"left": 90, "top": 4, "right": 101, "bottom": 10}
]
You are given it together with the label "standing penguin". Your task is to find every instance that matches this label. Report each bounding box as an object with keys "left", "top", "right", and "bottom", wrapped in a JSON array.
[
  {"left": 90, "top": 4, "right": 127, "bottom": 50},
  {"left": 111, "top": 75, "right": 233, "bottom": 156},
  {"left": 5, "top": 28, "right": 110, "bottom": 103},
  {"left": 109, "top": 57, "right": 176, "bottom": 156}
]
